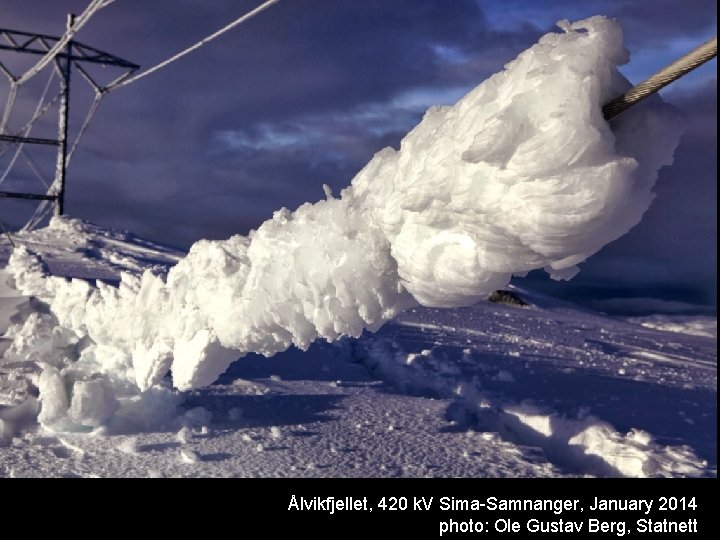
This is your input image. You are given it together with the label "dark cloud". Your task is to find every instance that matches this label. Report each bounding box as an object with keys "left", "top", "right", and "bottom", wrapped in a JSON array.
[
  {"left": 584, "top": 0, "right": 716, "bottom": 48},
  {"left": 3, "top": 0, "right": 540, "bottom": 239},
  {"left": 1, "top": 0, "right": 716, "bottom": 314},
  {"left": 483, "top": 0, "right": 717, "bottom": 47},
  {"left": 482, "top": 0, "right": 717, "bottom": 86}
]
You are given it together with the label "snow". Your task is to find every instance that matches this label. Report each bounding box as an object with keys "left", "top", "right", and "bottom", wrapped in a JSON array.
[
  {"left": 2, "top": 17, "right": 684, "bottom": 420},
  {"left": 37, "top": 366, "right": 69, "bottom": 425},
  {"left": 1, "top": 285, "right": 714, "bottom": 477},
  {"left": 67, "top": 379, "right": 119, "bottom": 428},
  {"left": 180, "top": 448, "right": 200, "bottom": 464},
  {"left": 502, "top": 404, "right": 703, "bottom": 478},
  {"left": 354, "top": 303, "right": 714, "bottom": 478},
  {"left": 628, "top": 315, "right": 717, "bottom": 339},
  {"left": 176, "top": 427, "right": 192, "bottom": 444},
  {"left": 0, "top": 16, "right": 714, "bottom": 478},
  {"left": 117, "top": 437, "right": 139, "bottom": 455}
]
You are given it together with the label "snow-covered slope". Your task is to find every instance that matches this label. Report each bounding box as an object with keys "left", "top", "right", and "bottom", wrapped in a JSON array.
[{"left": 0, "top": 219, "right": 715, "bottom": 477}]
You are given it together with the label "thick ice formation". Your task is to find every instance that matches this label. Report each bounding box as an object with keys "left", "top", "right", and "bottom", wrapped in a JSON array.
[{"left": 4, "top": 17, "right": 682, "bottom": 430}]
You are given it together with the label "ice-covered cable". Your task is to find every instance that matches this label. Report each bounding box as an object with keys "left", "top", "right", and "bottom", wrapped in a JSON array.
[
  {"left": 21, "top": 199, "right": 53, "bottom": 232},
  {"left": 15, "top": 0, "right": 114, "bottom": 87},
  {"left": 0, "top": 93, "right": 61, "bottom": 160},
  {"left": 21, "top": 149, "right": 50, "bottom": 189},
  {"left": 0, "top": 82, "right": 18, "bottom": 134},
  {"left": 67, "top": 93, "right": 103, "bottom": 165},
  {"left": 107, "top": 0, "right": 281, "bottom": 90},
  {"left": 603, "top": 36, "right": 717, "bottom": 119},
  {"left": 0, "top": 69, "right": 56, "bottom": 185},
  {"left": 6, "top": 17, "right": 685, "bottom": 429},
  {"left": 0, "top": 218, "right": 15, "bottom": 247}
]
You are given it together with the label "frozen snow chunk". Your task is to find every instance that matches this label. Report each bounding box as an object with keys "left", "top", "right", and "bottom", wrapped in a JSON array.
[
  {"left": 133, "top": 342, "right": 173, "bottom": 391},
  {"left": 5, "top": 246, "right": 52, "bottom": 297},
  {"left": 176, "top": 426, "right": 192, "bottom": 444},
  {"left": 569, "top": 423, "right": 648, "bottom": 477},
  {"left": 171, "top": 330, "right": 238, "bottom": 390},
  {"left": 68, "top": 379, "right": 119, "bottom": 428},
  {"left": 0, "top": 418, "right": 10, "bottom": 443},
  {"left": 117, "top": 437, "right": 139, "bottom": 455},
  {"left": 569, "top": 424, "right": 706, "bottom": 478},
  {"left": 0, "top": 398, "right": 38, "bottom": 439},
  {"left": 180, "top": 448, "right": 200, "bottom": 463},
  {"left": 38, "top": 366, "right": 69, "bottom": 425},
  {"left": 113, "top": 385, "right": 181, "bottom": 432},
  {"left": 503, "top": 403, "right": 559, "bottom": 439},
  {"left": 3, "top": 313, "right": 77, "bottom": 366},
  {"left": 504, "top": 402, "right": 706, "bottom": 477}
]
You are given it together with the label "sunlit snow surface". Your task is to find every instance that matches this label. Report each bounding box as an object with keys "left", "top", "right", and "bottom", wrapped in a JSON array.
[{"left": 0, "top": 220, "right": 715, "bottom": 477}]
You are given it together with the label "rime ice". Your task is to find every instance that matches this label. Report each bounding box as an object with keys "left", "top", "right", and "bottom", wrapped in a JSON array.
[{"left": 5, "top": 17, "right": 682, "bottom": 429}]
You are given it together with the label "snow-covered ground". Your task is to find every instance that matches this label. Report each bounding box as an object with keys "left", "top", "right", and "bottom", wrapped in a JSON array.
[{"left": 0, "top": 219, "right": 715, "bottom": 477}]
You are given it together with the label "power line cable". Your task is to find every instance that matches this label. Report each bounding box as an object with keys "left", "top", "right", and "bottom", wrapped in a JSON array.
[{"left": 108, "top": 0, "right": 280, "bottom": 91}]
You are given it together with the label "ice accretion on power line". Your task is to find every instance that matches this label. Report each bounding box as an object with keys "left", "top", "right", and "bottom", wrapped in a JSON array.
[{"left": 6, "top": 17, "right": 683, "bottom": 433}]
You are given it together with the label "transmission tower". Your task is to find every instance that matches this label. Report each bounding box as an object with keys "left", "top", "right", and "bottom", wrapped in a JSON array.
[{"left": 0, "top": 14, "right": 139, "bottom": 218}]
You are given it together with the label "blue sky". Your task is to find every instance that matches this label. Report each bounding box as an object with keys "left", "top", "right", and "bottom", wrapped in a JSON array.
[{"left": 0, "top": 0, "right": 716, "bottom": 314}]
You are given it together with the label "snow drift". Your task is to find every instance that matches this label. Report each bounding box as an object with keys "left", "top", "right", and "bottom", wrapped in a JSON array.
[{"left": 4, "top": 17, "right": 682, "bottom": 431}]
